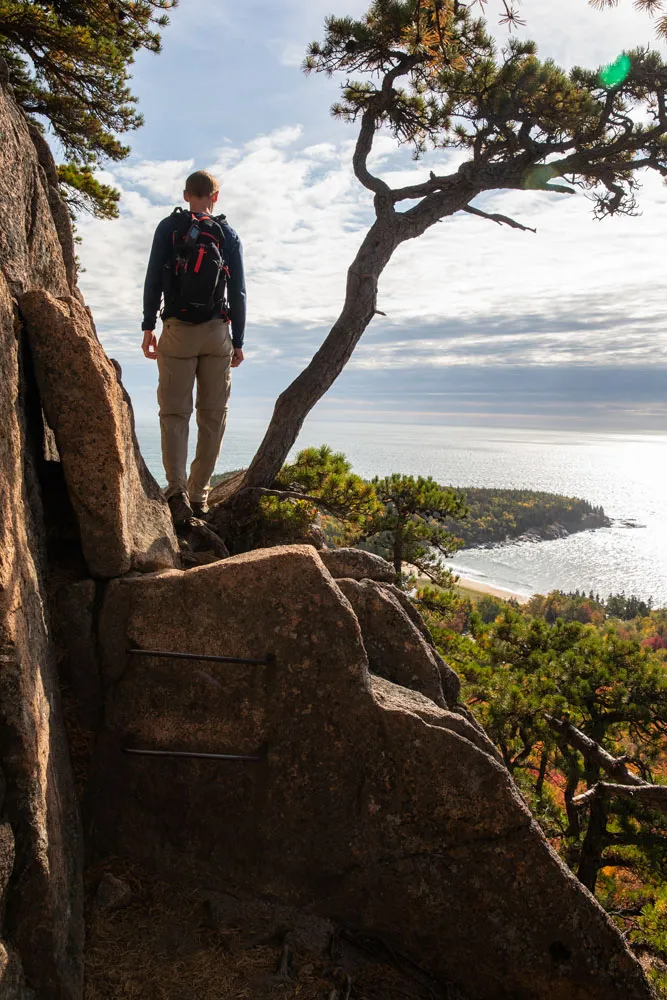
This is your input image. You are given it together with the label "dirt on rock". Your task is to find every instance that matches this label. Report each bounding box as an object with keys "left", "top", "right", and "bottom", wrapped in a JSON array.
[{"left": 84, "top": 862, "right": 457, "bottom": 1000}]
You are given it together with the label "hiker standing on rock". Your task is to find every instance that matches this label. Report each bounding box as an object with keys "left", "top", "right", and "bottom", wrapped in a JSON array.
[{"left": 141, "top": 170, "right": 246, "bottom": 525}]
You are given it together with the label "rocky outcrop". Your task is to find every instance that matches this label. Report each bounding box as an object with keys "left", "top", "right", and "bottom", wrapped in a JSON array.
[
  {"left": 27, "top": 125, "right": 77, "bottom": 291},
  {"left": 337, "top": 576, "right": 450, "bottom": 708},
  {"left": 0, "top": 271, "right": 83, "bottom": 999},
  {"left": 0, "top": 52, "right": 658, "bottom": 1000},
  {"left": 0, "top": 83, "right": 69, "bottom": 299},
  {"left": 0, "top": 65, "right": 85, "bottom": 996},
  {"left": 0, "top": 66, "right": 174, "bottom": 1000},
  {"left": 319, "top": 547, "right": 395, "bottom": 583},
  {"left": 89, "top": 546, "right": 654, "bottom": 1000},
  {"left": 20, "top": 290, "right": 179, "bottom": 579},
  {"left": 322, "top": 554, "right": 463, "bottom": 706}
]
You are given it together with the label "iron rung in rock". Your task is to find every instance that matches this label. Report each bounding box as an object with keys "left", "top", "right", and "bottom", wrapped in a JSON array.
[
  {"left": 127, "top": 648, "right": 274, "bottom": 666},
  {"left": 123, "top": 747, "right": 263, "bottom": 762}
]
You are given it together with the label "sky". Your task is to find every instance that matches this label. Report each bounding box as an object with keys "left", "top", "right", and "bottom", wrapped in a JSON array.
[{"left": 74, "top": 0, "right": 667, "bottom": 432}]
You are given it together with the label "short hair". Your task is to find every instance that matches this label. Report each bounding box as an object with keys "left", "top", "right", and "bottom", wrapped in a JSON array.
[{"left": 184, "top": 170, "right": 219, "bottom": 198}]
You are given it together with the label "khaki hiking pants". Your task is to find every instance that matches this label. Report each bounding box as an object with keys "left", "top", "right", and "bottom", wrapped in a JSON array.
[{"left": 157, "top": 316, "right": 233, "bottom": 504}]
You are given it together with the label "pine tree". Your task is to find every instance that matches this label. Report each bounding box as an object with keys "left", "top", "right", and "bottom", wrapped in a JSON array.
[
  {"left": 365, "top": 473, "right": 467, "bottom": 578},
  {"left": 276, "top": 445, "right": 380, "bottom": 525},
  {"left": 242, "top": 0, "right": 667, "bottom": 489},
  {"left": 0, "top": 0, "right": 176, "bottom": 216}
]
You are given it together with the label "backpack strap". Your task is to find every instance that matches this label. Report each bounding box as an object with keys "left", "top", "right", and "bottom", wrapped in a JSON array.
[{"left": 169, "top": 209, "right": 197, "bottom": 246}]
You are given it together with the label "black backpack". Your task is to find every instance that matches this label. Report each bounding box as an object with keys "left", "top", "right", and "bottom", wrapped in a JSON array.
[{"left": 163, "top": 209, "right": 229, "bottom": 324}]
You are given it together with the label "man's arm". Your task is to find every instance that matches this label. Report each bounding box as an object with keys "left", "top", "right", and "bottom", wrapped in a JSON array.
[
  {"left": 142, "top": 217, "right": 172, "bottom": 357},
  {"left": 226, "top": 232, "right": 247, "bottom": 361}
]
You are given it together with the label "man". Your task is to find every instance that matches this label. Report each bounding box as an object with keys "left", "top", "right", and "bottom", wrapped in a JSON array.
[{"left": 142, "top": 169, "right": 246, "bottom": 525}]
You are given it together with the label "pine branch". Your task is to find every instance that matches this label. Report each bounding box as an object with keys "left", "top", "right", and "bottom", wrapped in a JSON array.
[
  {"left": 547, "top": 716, "right": 667, "bottom": 815},
  {"left": 352, "top": 54, "right": 419, "bottom": 203},
  {"left": 462, "top": 204, "right": 536, "bottom": 232},
  {"left": 390, "top": 169, "right": 459, "bottom": 203},
  {"left": 573, "top": 783, "right": 667, "bottom": 814},
  {"left": 546, "top": 716, "right": 647, "bottom": 787},
  {"left": 233, "top": 486, "right": 371, "bottom": 522},
  {"left": 353, "top": 108, "right": 392, "bottom": 199}
]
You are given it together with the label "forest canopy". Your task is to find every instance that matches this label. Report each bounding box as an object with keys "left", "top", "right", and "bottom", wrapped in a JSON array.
[{"left": 417, "top": 583, "right": 667, "bottom": 993}]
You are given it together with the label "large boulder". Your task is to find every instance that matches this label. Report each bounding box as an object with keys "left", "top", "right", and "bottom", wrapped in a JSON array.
[
  {"left": 379, "top": 581, "right": 463, "bottom": 708},
  {"left": 336, "top": 576, "right": 449, "bottom": 708},
  {"left": 319, "top": 547, "right": 395, "bottom": 583},
  {"left": 90, "top": 545, "right": 653, "bottom": 1000},
  {"left": 0, "top": 272, "right": 83, "bottom": 999},
  {"left": 19, "top": 290, "right": 179, "bottom": 579}
]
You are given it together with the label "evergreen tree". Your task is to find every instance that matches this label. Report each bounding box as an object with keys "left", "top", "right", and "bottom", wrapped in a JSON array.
[
  {"left": 276, "top": 445, "right": 380, "bottom": 525},
  {"left": 243, "top": 0, "right": 667, "bottom": 489},
  {"left": 364, "top": 473, "right": 467, "bottom": 579},
  {"left": 0, "top": 0, "right": 176, "bottom": 216},
  {"left": 416, "top": 585, "right": 667, "bottom": 989},
  {"left": 438, "top": 605, "right": 667, "bottom": 892}
]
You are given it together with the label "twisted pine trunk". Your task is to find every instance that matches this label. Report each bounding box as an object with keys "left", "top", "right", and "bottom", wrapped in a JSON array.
[
  {"left": 243, "top": 218, "right": 398, "bottom": 489},
  {"left": 576, "top": 794, "right": 609, "bottom": 894},
  {"left": 393, "top": 521, "right": 404, "bottom": 577}
]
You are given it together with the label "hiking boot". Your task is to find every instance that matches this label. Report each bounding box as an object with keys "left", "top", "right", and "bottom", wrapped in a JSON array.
[
  {"left": 191, "top": 501, "right": 209, "bottom": 521},
  {"left": 167, "top": 491, "right": 194, "bottom": 527}
]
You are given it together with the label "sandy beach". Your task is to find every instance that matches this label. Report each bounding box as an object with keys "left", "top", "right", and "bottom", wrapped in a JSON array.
[
  {"left": 454, "top": 575, "right": 532, "bottom": 606},
  {"left": 403, "top": 563, "right": 532, "bottom": 605}
]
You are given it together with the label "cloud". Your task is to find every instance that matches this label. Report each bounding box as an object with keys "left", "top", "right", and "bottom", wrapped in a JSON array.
[
  {"left": 73, "top": 0, "right": 667, "bottom": 442},
  {"left": 77, "top": 128, "right": 366, "bottom": 349},
  {"left": 308, "top": 363, "right": 667, "bottom": 432},
  {"left": 506, "top": 1, "right": 663, "bottom": 69},
  {"left": 78, "top": 123, "right": 667, "bottom": 375},
  {"left": 124, "top": 352, "right": 667, "bottom": 433}
]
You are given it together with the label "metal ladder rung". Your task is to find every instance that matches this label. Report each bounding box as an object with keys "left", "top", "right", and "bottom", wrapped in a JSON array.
[
  {"left": 123, "top": 747, "right": 263, "bottom": 762},
  {"left": 127, "top": 648, "right": 274, "bottom": 666}
]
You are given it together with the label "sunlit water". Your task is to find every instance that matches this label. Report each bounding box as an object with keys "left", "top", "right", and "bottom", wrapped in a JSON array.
[{"left": 136, "top": 418, "right": 667, "bottom": 606}]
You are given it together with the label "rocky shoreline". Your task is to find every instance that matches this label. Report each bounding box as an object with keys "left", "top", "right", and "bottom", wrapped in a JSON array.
[
  {"left": 465, "top": 512, "right": 612, "bottom": 551},
  {"left": 454, "top": 512, "right": 612, "bottom": 549}
]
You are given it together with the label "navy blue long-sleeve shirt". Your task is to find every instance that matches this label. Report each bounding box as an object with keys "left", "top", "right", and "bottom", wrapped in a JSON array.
[{"left": 142, "top": 211, "right": 247, "bottom": 348}]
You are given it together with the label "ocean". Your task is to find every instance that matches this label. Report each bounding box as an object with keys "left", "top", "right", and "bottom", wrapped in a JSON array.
[{"left": 135, "top": 417, "right": 667, "bottom": 606}]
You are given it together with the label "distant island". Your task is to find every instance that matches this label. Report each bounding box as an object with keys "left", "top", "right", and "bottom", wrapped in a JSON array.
[
  {"left": 212, "top": 470, "right": 611, "bottom": 554},
  {"left": 440, "top": 488, "right": 611, "bottom": 550}
]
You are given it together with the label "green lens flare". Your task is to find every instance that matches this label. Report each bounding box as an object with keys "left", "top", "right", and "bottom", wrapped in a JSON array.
[{"left": 599, "top": 53, "right": 632, "bottom": 89}]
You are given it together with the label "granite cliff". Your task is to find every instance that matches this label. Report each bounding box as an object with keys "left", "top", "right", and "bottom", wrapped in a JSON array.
[{"left": 0, "top": 65, "right": 658, "bottom": 1000}]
